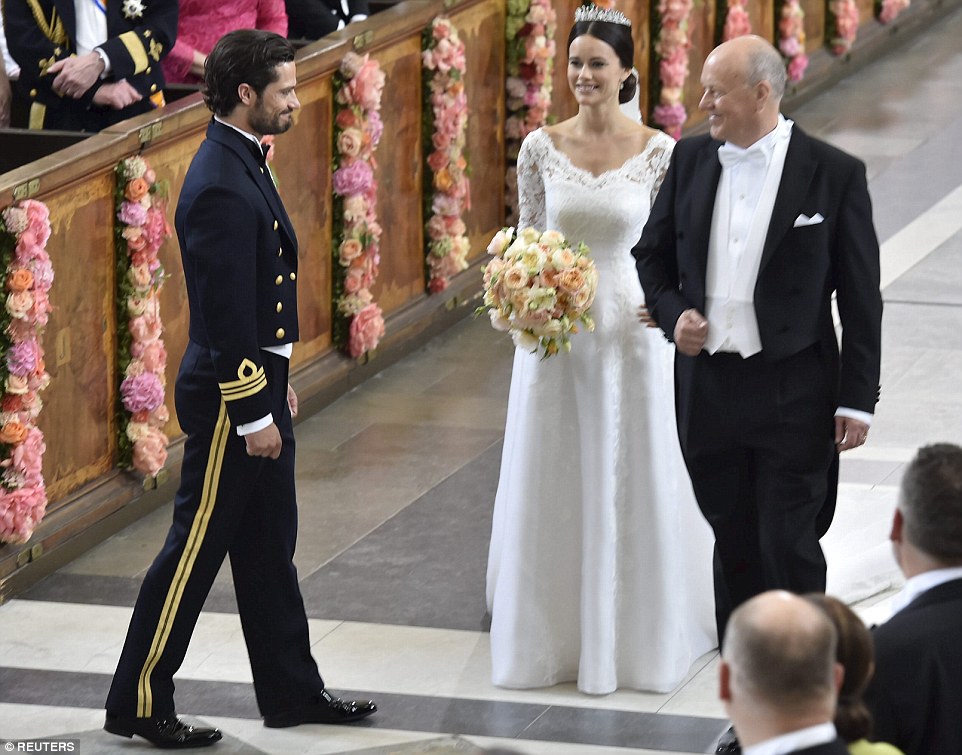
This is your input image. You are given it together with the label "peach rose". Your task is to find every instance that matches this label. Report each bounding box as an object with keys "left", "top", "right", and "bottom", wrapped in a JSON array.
[
  {"left": 6, "top": 268, "right": 34, "bottom": 293},
  {"left": 558, "top": 268, "right": 587, "bottom": 295},
  {"left": 0, "top": 421, "right": 29, "bottom": 445},
  {"left": 6, "top": 291, "right": 34, "bottom": 319},
  {"left": 132, "top": 427, "right": 168, "bottom": 477},
  {"left": 337, "top": 128, "right": 364, "bottom": 158},
  {"left": 339, "top": 239, "right": 364, "bottom": 266},
  {"left": 125, "top": 177, "right": 150, "bottom": 202}
]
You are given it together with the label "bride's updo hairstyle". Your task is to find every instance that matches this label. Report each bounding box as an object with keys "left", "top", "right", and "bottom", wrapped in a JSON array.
[{"left": 568, "top": 5, "right": 637, "bottom": 105}]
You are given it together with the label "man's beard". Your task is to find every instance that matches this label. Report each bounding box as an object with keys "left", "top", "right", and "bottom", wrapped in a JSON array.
[{"left": 249, "top": 104, "right": 293, "bottom": 136}]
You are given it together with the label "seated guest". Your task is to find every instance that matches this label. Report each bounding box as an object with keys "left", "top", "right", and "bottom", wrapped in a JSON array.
[
  {"left": 162, "top": 0, "right": 288, "bottom": 85},
  {"left": 864, "top": 443, "right": 962, "bottom": 755},
  {"left": 285, "top": 0, "right": 368, "bottom": 40},
  {"left": 4, "top": 0, "right": 175, "bottom": 131},
  {"left": 720, "top": 590, "right": 848, "bottom": 754},
  {"left": 803, "top": 595, "right": 902, "bottom": 755}
]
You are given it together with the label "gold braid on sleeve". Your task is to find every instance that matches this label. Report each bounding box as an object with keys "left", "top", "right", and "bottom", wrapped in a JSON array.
[{"left": 25, "top": 0, "right": 68, "bottom": 46}]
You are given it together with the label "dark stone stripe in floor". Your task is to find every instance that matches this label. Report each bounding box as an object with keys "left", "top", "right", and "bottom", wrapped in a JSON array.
[
  {"left": 0, "top": 667, "right": 725, "bottom": 752},
  {"left": 22, "top": 441, "right": 502, "bottom": 633}
]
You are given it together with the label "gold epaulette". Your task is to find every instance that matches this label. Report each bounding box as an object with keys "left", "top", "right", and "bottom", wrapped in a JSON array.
[{"left": 25, "top": 0, "right": 68, "bottom": 46}]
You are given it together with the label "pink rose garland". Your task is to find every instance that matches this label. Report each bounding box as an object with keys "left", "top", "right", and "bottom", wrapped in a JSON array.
[
  {"left": 829, "top": 0, "right": 860, "bottom": 55},
  {"left": 653, "top": 0, "right": 694, "bottom": 139},
  {"left": 722, "top": 0, "right": 752, "bottom": 41},
  {"left": 504, "top": 0, "right": 556, "bottom": 225},
  {"left": 332, "top": 52, "right": 386, "bottom": 359},
  {"left": 877, "top": 0, "right": 909, "bottom": 23},
  {"left": 0, "top": 199, "right": 54, "bottom": 544},
  {"left": 115, "top": 156, "right": 172, "bottom": 479},
  {"left": 779, "top": 0, "right": 810, "bottom": 82},
  {"left": 422, "top": 17, "right": 472, "bottom": 294}
]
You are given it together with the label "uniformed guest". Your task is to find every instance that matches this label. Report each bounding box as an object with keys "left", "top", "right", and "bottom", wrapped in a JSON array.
[
  {"left": 104, "top": 29, "right": 377, "bottom": 749},
  {"left": 3, "top": 0, "right": 176, "bottom": 131}
]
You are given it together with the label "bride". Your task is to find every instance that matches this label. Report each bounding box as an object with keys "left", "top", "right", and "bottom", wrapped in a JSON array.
[{"left": 486, "top": 5, "right": 717, "bottom": 695}]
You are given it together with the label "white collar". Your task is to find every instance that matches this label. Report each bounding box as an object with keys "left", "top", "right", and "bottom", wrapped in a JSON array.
[
  {"left": 720, "top": 114, "right": 794, "bottom": 161},
  {"left": 743, "top": 722, "right": 837, "bottom": 755},
  {"left": 891, "top": 565, "right": 962, "bottom": 614},
  {"left": 214, "top": 116, "right": 262, "bottom": 149}
]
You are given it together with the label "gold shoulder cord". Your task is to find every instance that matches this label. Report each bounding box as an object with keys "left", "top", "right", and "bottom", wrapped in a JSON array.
[{"left": 25, "top": 0, "right": 68, "bottom": 45}]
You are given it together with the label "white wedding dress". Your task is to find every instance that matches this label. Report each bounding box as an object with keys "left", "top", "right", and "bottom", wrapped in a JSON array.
[{"left": 486, "top": 128, "right": 717, "bottom": 695}]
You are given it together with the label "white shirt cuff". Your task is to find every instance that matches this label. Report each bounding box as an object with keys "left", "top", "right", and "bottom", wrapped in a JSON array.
[
  {"left": 835, "top": 407, "right": 873, "bottom": 427},
  {"left": 237, "top": 413, "right": 273, "bottom": 436},
  {"left": 95, "top": 47, "right": 111, "bottom": 77}
]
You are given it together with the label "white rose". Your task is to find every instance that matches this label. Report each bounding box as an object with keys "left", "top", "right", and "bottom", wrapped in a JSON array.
[{"left": 512, "top": 329, "right": 540, "bottom": 352}]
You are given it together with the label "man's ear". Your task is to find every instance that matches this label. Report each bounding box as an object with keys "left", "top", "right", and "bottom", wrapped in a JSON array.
[
  {"left": 754, "top": 79, "right": 771, "bottom": 111},
  {"left": 719, "top": 659, "right": 732, "bottom": 702},
  {"left": 890, "top": 507, "right": 904, "bottom": 543},
  {"left": 833, "top": 661, "right": 845, "bottom": 695},
  {"left": 237, "top": 82, "right": 255, "bottom": 107}
]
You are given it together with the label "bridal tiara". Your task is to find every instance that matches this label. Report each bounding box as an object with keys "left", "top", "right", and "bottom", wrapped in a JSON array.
[{"left": 574, "top": 4, "right": 632, "bottom": 27}]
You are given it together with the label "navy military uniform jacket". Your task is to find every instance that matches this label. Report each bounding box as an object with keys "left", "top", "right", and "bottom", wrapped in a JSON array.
[
  {"left": 4, "top": 0, "right": 176, "bottom": 127},
  {"left": 175, "top": 118, "right": 299, "bottom": 427}
]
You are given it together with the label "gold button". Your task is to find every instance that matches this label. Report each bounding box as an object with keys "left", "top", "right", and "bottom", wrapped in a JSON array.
[
  {"left": 276, "top": 328, "right": 285, "bottom": 339},
  {"left": 146, "top": 66, "right": 152, "bottom": 74},
  {"left": 273, "top": 220, "right": 278, "bottom": 230},
  {"left": 290, "top": 272, "right": 296, "bottom": 281},
  {"left": 275, "top": 275, "right": 283, "bottom": 285},
  {"left": 278, "top": 247, "right": 283, "bottom": 257},
  {"left": 260, "top": 167, "right": 265, "bottom": 173},
  {"left": 150, "top": 84, "right": 157, "bottom": 92},
  {"left": 276, "top": 302, "right": 283, "bottom": 313},
  {"left": 144, "top": 30, "right": 152, "bottom": 37},
  {"left": 54, "top": 47, "right": 61, "bottom": 55},
  {"left": 30, "top": 89, "right": 38, "bottom": 98}
]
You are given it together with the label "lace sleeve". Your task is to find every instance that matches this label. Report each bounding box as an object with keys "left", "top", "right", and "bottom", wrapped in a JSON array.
[
  {"left": 649, "top": 135, "right": 676, "bottom": 208},
  {"left": 517, "top": 133, "right": 547, "bottom": 231}
]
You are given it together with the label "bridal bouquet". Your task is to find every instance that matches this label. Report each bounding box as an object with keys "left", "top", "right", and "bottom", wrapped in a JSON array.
[{"left": 480, "top": 226, "right": 597, "bottom": 358}]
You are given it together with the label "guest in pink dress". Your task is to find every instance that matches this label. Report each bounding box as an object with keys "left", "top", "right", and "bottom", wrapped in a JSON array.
[{"left": 162, "top": 0, "right": 288, "bottom": 85}]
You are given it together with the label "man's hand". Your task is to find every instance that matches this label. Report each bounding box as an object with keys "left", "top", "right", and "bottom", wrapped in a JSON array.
[
  {"left": 48, "top": 52, "right": 105, "bottom": 99},
  {"left": 92, "top": 80, "right": 143, "bottom": 109},
  {"left": 835, "top": 416, "right": 869, "bottom": 453},
  {"left": 673, "top": 308, "right": 709, "bottom": 356},
  {"left": 287, "top": 384, "right": 298, "bottom": 418},
  {"left": 637, "top": 306, "right": 659, "bottom": 329},
  {"left": 245, "top": 423, "right": 282, "bottom": 459}
]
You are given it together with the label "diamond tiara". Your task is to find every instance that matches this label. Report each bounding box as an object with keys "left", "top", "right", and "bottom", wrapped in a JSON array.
[{"left": 574, "top": 4, "right": 632, "bottom": 27}]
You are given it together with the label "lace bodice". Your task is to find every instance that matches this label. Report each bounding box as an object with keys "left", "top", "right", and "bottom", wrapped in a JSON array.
[{"left": 516, "top": 128, "right": 674, "bottom": 264}]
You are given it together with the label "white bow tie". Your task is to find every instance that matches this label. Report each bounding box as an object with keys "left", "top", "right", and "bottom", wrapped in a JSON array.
[{"left": 717, "top": 142, "right": 768, "bottom": 170}]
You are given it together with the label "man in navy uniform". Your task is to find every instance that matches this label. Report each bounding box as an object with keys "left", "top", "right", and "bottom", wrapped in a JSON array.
[
  {"left": 3, "top": 0, "right": 176, "bottom": 130},
  {"left": 104, "top": 30, "right": 376, "bottom": 748}
]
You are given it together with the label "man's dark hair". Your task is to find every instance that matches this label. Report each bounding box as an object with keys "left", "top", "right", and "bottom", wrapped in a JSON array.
[
  {"left": 203, "top": 30, "right": 296, "bottom": 117},
  {"left": 900, "top": 443, "right": 962, "bottom": 562}
]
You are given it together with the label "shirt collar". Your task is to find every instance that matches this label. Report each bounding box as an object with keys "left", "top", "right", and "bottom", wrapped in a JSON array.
[
  {"left": 891, "top": 565, "right": 962, "bottom": 614},
  {"left": 214, "top": 116, "right": 262, "bottom": 149},
  {"left": 743, "top": 722, "right": 837, "bottom": 755},
  {"left": 722, "top": 114, "right": 794, "bottom": 160}
]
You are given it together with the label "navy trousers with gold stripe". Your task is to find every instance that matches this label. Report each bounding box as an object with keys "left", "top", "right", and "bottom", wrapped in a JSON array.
[{"left": 106, "top": 342, "right": 324, "bottom": 719}]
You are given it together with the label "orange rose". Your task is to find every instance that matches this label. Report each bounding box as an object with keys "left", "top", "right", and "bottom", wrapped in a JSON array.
[
  {"left": 558, "top": 268, "right": 587, "bottom": 295},
  {"left": 434, "top": 168, "right": 454, "bottom": 192},
  {"left": 0, "top": 421, "right": 29, "bottom": 445},
  {"left": 125, "top": 177, "right": 150, "bottom": 202},
  {"left": 6, "top": 268, "right": 34, "bottom": 293}
]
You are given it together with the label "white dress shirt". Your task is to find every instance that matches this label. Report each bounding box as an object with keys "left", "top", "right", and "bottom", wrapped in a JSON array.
[
  {"left": 705, "top": 115, "right": 793, "bottom": 357},
  {"left": 743, "top": 722, "right": 838, "bottom": 755}
]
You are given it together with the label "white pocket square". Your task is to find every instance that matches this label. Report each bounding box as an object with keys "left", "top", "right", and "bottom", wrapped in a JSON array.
[{"left": 793, "top": 212, "right": 825, "bottom": 227}]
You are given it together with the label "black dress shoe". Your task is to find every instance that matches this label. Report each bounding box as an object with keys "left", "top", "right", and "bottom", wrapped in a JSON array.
[
  {"left": 262, "top": 689, "right": 377, "bottom": 728},
  {"left": 104, "top": 713, "right": 222, "bottom": 748},
  {"left": 715, "top": 726, "right": 742, "bottom": 754}
]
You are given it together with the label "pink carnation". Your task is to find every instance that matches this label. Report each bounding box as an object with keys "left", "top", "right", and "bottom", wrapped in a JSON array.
[
  {"left": 118, "top": 201, "right": 148, "bottom": 227},
  {"left": 0, "top": 486, "right": 47, "bottom": 544},
  {"left": 348, "top": 303, "right": 385, "bottom": 358},
  {"left": 12, "top": 427, "right": 46, "bottom": 486},
  {"left": 132, "top": 426, "right": 169, "bottom": 477},
  {"left": 22, "top": 200, "right": 51, "bottom": 247},
  {"left": 121, "top": 371, "right": 165, "bottom": 413},
  {"left": 333, "top": 161, "right": 374, "bottom": 197}
]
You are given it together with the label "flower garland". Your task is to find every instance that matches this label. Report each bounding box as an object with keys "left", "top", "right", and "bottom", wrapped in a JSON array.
[
  {"left": 877, "top": 0, "right": 909, "bottom": 23},
  {"left": 828, "top": 0, "right": 860, "bottom": 55},
  {"left": 722, "top": 0, "right": 752, "bottom": 41},
  {"left": 422, "top": 17, "right": 471, "bottom": 294},
  {"left": 779, "top": 0, "right": 809, "bottom": 82},
  {"left": 0, "top": 200, "right": 54, "bottom": 544},
  {"left": 504, "top": 0, "right": 556, "bottom": 225},
  {"left": 652, "top": 0, "right": 694, "bottom": 139},
  {"left": 332, "top": 51, "right": 386, "bottom": 360},
  {"left": 115, "top": 157, "right": 172, "bottom": 479}
]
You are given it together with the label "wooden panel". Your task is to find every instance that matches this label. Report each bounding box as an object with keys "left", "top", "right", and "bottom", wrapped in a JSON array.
[
  {"left": 745, "top": 0, "right": 775, "bottom": 42},
  {"left": 40, "top": 174, "right": 116, "bottom": 503},
  {"left": 453, "top": 0, "right": 507, "bottom": 260},
  {"left": 856, "top": 0, "right": 875, "bottom": 23},
  {"left": 801, "top": 0, "right": 826, "bottom": 50},
  {"left": 282, "top": 76, "right": 335, "bottom": 366},
  {"left": 368, "top": 36, "right": 427, "bottom": 315},
  {"left": 683, "top": 0, "right": 719, "bottom": 131}
]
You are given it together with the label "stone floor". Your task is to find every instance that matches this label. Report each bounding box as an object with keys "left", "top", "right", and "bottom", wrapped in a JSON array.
[{"left": 3, "top": 7, "right": 962, "bottom": 753}]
